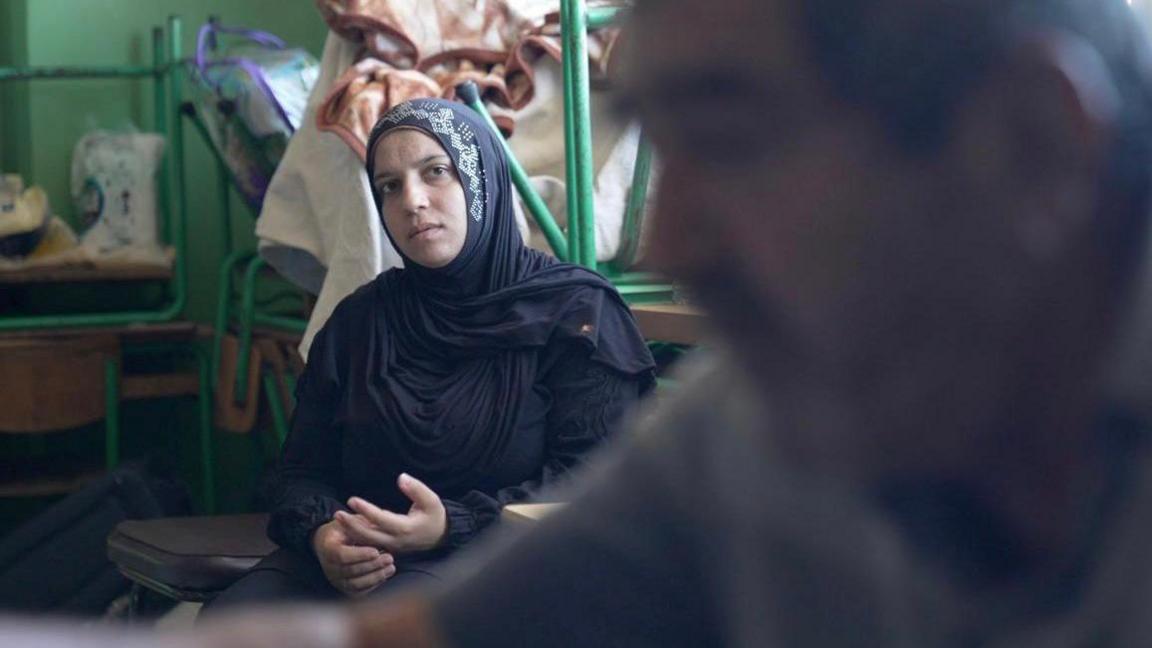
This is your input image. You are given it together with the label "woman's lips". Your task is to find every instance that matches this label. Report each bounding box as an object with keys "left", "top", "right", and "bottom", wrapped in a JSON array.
[{"left": 410, "top": 224, "right": 443, "bottom": 240}]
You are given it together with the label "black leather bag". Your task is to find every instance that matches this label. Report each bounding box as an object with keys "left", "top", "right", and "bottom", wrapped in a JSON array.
[{"left": 0, "top": 463, "right": 189, "bottom": 615}]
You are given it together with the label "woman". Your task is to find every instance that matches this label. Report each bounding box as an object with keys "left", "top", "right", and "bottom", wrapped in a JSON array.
[{"left": 210, "top": 98, "right": 655, "bottom": 607}]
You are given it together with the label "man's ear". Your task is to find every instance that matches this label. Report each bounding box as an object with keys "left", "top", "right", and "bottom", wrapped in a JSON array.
[{"left": 952, "top": 30, "right": 1119, "bottom": 260}]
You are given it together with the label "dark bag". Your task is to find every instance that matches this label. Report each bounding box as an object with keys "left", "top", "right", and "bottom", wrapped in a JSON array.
[{"left": 0, "top": 463, "right": 190, "bottom": 615}]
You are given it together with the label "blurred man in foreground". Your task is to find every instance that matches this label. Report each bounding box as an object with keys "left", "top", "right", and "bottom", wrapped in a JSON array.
[
  {"left": 22, "top": 0, "right": 1152, "bottom": 645},
  {"left": 275, "top": 0, "right": 1152, "bottom": 643}
]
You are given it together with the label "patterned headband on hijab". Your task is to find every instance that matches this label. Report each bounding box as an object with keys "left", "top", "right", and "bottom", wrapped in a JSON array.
[{"left": 369, "top": 100, "right": 486, "bottom": 224}]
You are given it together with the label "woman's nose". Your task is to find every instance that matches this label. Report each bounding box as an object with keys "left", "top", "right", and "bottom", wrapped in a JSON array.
[{"left": 401, "top": 180, "right": 430, "bottom": 214}]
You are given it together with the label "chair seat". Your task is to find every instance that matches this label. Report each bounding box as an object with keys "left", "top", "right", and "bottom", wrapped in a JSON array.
[{"left": 106, "top": 514, "right": 275, "bottom": 602}]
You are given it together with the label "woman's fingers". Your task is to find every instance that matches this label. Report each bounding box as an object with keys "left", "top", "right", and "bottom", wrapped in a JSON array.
[
  {"left": 344, "top": 563, "right": 397, "bottom": 595},
  {"left": 339, "top": 552, "right": 393, "bottom": 579},
  {"left": 397, "top": 473, "right": 440, "bottom": 511},
  {"left": 336, "top": 510, "right": 395, "bottom": 547},
  {"left": 332, "top": 538, "right": 383, "bottom": 565},
  {"left": 347, "top": 497, "right": 412, "bottom": 534}
]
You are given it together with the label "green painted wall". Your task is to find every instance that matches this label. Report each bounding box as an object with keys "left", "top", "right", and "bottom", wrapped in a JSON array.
[
  {"left": 0, "top": 0, "right": 30, "bottom": 176},
  {"left": 15, "top": 0, "right": 327, "bottom": 322}
]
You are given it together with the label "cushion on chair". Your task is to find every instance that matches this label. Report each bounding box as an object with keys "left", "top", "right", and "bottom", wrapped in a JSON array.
[{"left": 106, "top": 514, "right": 275, "bottom": 601}]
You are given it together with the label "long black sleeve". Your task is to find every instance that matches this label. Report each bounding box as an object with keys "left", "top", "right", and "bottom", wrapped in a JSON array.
[
  {"left": 265, "top": 324, "right": 347, "bottom": 556},
  {"left": 439, "top": 344, "right": 645, "bottom": 549}
]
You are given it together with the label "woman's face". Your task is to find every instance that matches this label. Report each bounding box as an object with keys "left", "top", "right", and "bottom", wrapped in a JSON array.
[{"left": 371, "top": 128, "right": 468, "bottom": 269}]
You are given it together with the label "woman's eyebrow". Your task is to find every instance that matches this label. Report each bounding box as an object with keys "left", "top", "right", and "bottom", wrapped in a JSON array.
[{"left": 375, "top": 154, "right": 451, "bottom": 180}]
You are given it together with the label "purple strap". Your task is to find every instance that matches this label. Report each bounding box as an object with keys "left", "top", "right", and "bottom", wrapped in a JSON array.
[
  {"left": 195, "top": 18, "right": 287, "bottom": 84},
  {"left": 194, "top": 19, "right": 297, "bottom": 133}
]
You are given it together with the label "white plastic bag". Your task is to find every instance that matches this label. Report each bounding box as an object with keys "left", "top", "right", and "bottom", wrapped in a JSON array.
[{"left": 70, "top": 131, "right": 165, "bottom": 257}]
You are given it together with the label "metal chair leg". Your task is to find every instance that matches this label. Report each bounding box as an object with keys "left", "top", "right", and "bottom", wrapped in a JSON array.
[
  {"left": 194, "top": 345, "right": 217, "bottom": 513},
  {"left": 104, "top": 357, "right": 120, "bottom": 471}
]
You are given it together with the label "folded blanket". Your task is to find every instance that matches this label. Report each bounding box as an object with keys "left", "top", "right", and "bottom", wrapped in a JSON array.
[{"left": 314, "top": 0, "right": 621, "bottom": 153}]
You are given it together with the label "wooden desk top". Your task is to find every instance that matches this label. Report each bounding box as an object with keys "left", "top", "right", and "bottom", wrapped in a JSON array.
[
  {"left": 0, "top": 321, "right": 208, "bottom": 342},
  {"left": 0, "top": 262, "right": 172, "bottom": 284},
  {"left": 0, "top": 247, "right": 175, "bottom": 285},
  {"left": 629, "top": 303, "right": 706, "bottom": 345},
  {"left": 502, "top": 502, "right": 565, "bottom": 524}
]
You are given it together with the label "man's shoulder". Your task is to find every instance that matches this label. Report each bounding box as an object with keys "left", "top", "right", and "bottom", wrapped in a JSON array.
[{"left": 632, "top": 348, "right": 770, "bottom": 453}]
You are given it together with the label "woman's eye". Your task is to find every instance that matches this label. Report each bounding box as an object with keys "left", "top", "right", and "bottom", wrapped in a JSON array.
[
  {"left": 378, "top": 181, "right": 398, "bottom": 194},
  {"left": 428, "top": 165, "right": 450, "bottom": 178}
]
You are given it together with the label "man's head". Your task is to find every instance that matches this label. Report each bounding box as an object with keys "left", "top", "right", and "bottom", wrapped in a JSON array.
[
  {"left": 799, "top": 0, "right": 1152, "bottom": 278},
  {"left": 626, "top": 0, "right": 1152, "bottom": 476}
]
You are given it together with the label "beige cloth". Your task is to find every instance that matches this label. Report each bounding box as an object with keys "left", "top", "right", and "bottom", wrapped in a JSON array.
[{"left": 256, "top": 33, "right": 400, "bottom": 358}]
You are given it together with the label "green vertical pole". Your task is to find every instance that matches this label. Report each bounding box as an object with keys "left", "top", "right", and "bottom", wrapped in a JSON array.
[
  {"left": 104, "top": 357, "right": 120, "bottom": 470},
  {"left": 263, "top": 372, "right": 290, "bottom": 447},
  {"left": 284, "top": 373, "right": 298, "bottom": 401},
  {"left": 611, "top": 133, "right": 653, "bottom": 273},
  {"left": 196, "top": 346, "right": 217, "bottom": 513},
  {"left": 561, "top": 0, "right": 581, "bottom": 265},
  {"left": 152, "top": 26, "right": 172, "bottom": 245},
  {"left": 235, "top": 255, "right": 266, "bottom": 403},
  {"left": 218, "top": 161, "right": 234, "bottom": 257},
  {"left": 213, "top": 250, "right": 252, "bottom": 390},
  {"left": 562, "top": 0, "right": 597, "bottom": 268},
  {"left": 167, "top": 15, "right": 188, "bottom": 318}
]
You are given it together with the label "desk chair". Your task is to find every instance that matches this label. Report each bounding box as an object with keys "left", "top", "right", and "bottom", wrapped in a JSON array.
[
  {"left": 106, "top": 513, "right": 274, "bottom": 610},
  {"left": 106, "top": 332, "right": 299, "bottom": 614}
]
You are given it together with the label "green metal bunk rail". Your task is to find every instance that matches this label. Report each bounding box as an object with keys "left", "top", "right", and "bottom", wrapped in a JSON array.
[
  {"left": 189, "top": 113, "right": 307, "bottom": 406},
  {"left": 458, "top": 1, "right": 672, "bottom": 303},
  {"left": 560, "top": 0, "right": 671, "bottom": 301},
  {"left": 0, "top": 16, "right": 188, "bottom": 331},
  {"left": 0, "top": 67, "right": 156, "bottom": 81},
  {"left": 562, "top": 0, "right": 597, "bottom": 269},
  {"left": 608, "top": 133, "right": 653, "bottom": 274},
  {"left": 586, "top": 7, "right": 622, "bottom": 30}
]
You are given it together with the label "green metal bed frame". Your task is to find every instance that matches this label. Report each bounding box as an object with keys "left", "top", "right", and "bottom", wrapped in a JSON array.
[
  {"left": 182, "top": 111, "right": 307, "bottom": 414},
  {"left": 0, "top": 17, "right": 218, "bottom": 512},
  {"left": 0, "top": 18, "right": 189, "bottom": 331}
]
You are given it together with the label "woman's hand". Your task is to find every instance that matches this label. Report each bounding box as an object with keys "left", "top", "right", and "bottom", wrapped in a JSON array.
[
  {"left": 310, "top": 519, "right": 396, "bottom": 597},
  {"left": 335, "top": 473, "right": 448, "bottom": 554}
]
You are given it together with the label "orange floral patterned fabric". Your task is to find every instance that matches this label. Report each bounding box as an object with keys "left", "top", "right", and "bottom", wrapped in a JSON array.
[{"left": 314, "top": 0, "right": 623, "bottom": 160}]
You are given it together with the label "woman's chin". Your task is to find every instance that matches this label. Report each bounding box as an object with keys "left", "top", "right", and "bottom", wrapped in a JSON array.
[{"left": 408, "top": 247, "right": 460, "bottom": 269}]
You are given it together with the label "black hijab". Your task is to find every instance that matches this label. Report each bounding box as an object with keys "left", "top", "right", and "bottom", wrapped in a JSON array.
[{"left": 325, "top": 98, "right": 654, "bottom": 493}]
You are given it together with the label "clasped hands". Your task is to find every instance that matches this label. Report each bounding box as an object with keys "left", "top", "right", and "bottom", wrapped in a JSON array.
[{"left": 311, "top": 472, "right": 447, "bottom": 597}]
